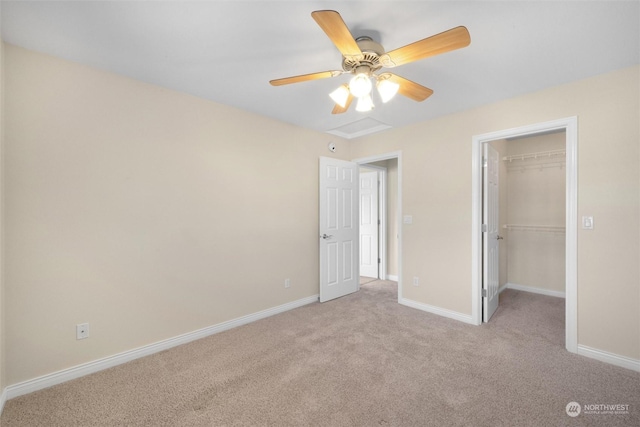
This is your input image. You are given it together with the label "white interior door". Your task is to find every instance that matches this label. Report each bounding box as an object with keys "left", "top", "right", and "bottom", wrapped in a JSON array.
[
  {"left": 359, "top": 171, "right": 379, "bottom": 278},
  {"left": 483, "top": 144, "right": 500, "bottom": 321},
  {"left": 319, "top": 157, "right": 359, "bottom": 302}
]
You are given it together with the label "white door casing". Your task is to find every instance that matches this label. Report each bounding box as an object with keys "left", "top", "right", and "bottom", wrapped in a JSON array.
[
  {"left": 359, "top": 171, "right": 379, "bottom": 278},
  {"left": 471, "top": 116, "right": 577, "bottom": 353},
  {"left": 483, "top": 144, "right": 500, "bottom": 321},
  {"left": 319, "top": 157, "right": 359, "bottom": 302},
  {"left": 353, "top": 151, "right": 401, "bottom": 301}
]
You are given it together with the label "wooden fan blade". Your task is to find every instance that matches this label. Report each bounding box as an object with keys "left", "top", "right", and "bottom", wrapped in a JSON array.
[
  {"left": 311, "top": 10, "right": 362, "bottom": 58},
  {"left": 383, "top": 26, "right": 470, "bottom": 67},
  {"left": 386, "top": 74, "right": 434, "bottom": 102},
  {"left": 332, "top": 93, "right": 354, "bottom": 114},
  {"left": 270, "top": 71, "right": 341, "bottom": 86}
]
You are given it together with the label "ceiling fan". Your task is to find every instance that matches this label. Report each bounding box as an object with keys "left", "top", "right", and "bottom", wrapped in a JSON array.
[{"left": 269, "top": 10, "right": 471, "bottom": 114}]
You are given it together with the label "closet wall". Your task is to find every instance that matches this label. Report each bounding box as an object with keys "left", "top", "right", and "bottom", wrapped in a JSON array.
[{"left": 505, "top": 132, "right": 566, "bottom": 294}]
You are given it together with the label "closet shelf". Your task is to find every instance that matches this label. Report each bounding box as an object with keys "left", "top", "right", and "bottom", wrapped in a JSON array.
[
  {"left": 503, "top": 149, "right": 565, "bottom": 163},
  {"left": 503, "top": 224, "right": 565, "bottom": 233},
  {"left": 507, "top": 161, "right": 565, "bottom": 172}
]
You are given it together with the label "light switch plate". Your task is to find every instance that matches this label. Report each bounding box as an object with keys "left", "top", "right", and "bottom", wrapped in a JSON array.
[
  {"left": 403, "top": 215, "right": 413, "bottom": 224},
  {"left": 582, "top": 216, "right": 594, "bottom": 230}
]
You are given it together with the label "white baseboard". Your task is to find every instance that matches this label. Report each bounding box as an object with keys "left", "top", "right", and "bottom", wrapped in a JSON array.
[
  {"left": 0, "top": 387, "right": 7, "bottom": 416},
  {"left": 399, "top": 297, "right": 475, "bottom": 325},
  {"left": 5, "top": 294, "right": 319, "bottom": 400},
  {"left": 398, "top": 296, "right": 639, "bottom": 373},
  {"left": 386, "top": 274, "right": 398, "bottom": 281},
  {"left": 502, "top": 282, "right": 565, "bottom": 298},
  {"left": 578, "top": 345, "right": 640, "bottom": 372}
]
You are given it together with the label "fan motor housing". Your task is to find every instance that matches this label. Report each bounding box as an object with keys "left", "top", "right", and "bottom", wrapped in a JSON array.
[{"left": 342, "top": 36, "right": 385, "bottom": 73}]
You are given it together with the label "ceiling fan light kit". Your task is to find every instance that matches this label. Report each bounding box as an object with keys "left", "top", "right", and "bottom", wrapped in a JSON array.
[
  {"left": 329, "top": 84, "right": 350, "bottom": 108},
  {"left": 349, "top": 72, "right": 373, "bottom": 97},
  {"left": 356, "top": 94, "right": 375, "bottom": 112},
  {"left": 269, "top": 10, "right": 470, "bottom": 115},
  {"left": 376, "top": 77, "right": 400, "bottom": 103}
]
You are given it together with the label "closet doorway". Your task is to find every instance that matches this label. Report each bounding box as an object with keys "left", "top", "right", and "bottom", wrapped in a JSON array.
[
  {"left": 496, "top": 131, "right": 567, "bottom": 299},
  {"left": 472, "top": 117, "right": 578, "bottom": 354},
  {"left": 485, "top": 131, "right": 567, "bottom": 323}
]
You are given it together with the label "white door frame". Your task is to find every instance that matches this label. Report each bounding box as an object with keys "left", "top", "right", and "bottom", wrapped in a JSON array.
[
  {"left": 359, "top": 164, "right": 387, "bottom": 280},
  {"left": 471, "top": 117, "right": 578, "bottom": 353},
  {"left": 353, "top": 151, "right": 402, "bottom": 302}
]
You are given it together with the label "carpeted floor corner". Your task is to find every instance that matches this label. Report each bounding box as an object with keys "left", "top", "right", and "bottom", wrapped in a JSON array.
[{"left": 2, "top": 280, "right": 639, "bottom": 426}]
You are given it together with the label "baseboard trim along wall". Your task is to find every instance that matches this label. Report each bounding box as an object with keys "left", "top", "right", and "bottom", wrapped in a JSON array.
[
  {"left": 500, "top": 282, "right": 565, "bottom": 298},
  {"left": 387, "top": 274, "right": 398, "bottom": 281},
  {"left": 578, "top": 345, "right": 640, "bottom": 372},
  {"left": 4, "top": 293, "right": 638, "bottom": 411},
  {"left": 5, "top": 294, "right": 319, "bottom": 400},
  {"left": 399, "top": 295, "right": 640, "bottom": 373},
  {"left": 399, "top": 297, "right": 475, "bottom": 325},
  {"left": 0, "top": 387, "right": 7, "bottom": 416}
]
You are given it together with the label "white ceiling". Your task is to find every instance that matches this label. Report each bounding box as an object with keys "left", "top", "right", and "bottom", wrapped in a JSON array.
[{"left": 2, "top": 1, "right": 639, "bottom": 139}]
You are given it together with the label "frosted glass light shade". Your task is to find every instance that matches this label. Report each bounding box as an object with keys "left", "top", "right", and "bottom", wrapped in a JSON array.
[
  {"left": 329, "top": 85, "right": 350, "bottom": 108},
  {"left": 355, "top": 94, "right": 374, "bottom": 112},
  {"left": 377, "top": 79, "right": 400, "bottom": 103},
  {"left": 349, "top": 74, "right": 373, "bottom": 98}
]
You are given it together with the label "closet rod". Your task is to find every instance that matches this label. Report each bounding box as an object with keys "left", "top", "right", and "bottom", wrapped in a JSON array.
[
  {"left": 503, "top": 149, "right": 565, "bottom": 162},
  {"left": 503, "top": 224, "right": 565, "bottom": 233},
  {"left": 507, "top": 161, "right": 565, "bottom": 172}
]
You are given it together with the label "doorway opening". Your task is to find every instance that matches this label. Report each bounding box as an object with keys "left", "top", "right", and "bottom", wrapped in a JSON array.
[
  {"left": 358, "top": 164, "right": 387, "bottom": 282},
  {"left": 354, "top": 151, "right": 402, "bottom": 302},
  {"left": 483, "top": 131, "right": 567, "bottom": 322},
  {"left": 472, "top": 117, "right": 578, "bottom": 353}
]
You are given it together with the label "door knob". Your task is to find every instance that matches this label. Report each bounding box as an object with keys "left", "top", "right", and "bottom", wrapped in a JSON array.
[
  {"left": 497, "top": 235, "right": 504, "bottom": 240},
  {"left": 321, "top": 234, "right": 333, "bottom": 240}
]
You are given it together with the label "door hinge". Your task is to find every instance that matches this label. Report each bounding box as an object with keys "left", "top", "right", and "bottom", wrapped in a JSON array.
[
  {"left": 482, "top": 289, "right": 487, "bottom": 297},
  {"left": 482, "top": 224, "right": 488, "bottom": 233},
  {"left": 482, "top": 157, "right": 488, "bottom": 168},
  {"left": 378, "top": 219, "right": 381, "bottom": 225},
  {"left": 378, "top": 258, "right": 381, "bottom": 264}
]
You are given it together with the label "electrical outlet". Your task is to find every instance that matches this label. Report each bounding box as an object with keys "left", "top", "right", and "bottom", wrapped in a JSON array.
[
  {"left": 76, "top": 323, "right": 89, "bottom": 340},
  {"left": 413, "top": 277, "right": 419, "bottom": 286},
  {"left": 284, "top": 278, "right": 291, "bottom": 289}
]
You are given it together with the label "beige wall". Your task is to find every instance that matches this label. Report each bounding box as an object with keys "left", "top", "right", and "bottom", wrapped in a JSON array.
[
  {"left": 0, "top": 32, "right": 5, "bottom": 394},
  {"left": 350, "top": 65, "right": 640, "bottom": 360},
  {"left": 3, "top": 44, "right": 350, "bottom": 385},
  {"left": 2, "top": 42, "right": 638, "bottom": 389},
  {"left": 384, "top": 159, "right": 398, "bottom": 277},
  {"left": 506, "top": 132, "right": 565, "bottom": 292}
]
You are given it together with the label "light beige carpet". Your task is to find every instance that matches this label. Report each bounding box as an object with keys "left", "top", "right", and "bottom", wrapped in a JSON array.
[
  {"left": 359, "top": 276, "right": 378, "bottom": 285},
  {"left": 2, "top": 281, "right": 639, "bottom": 426}
]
